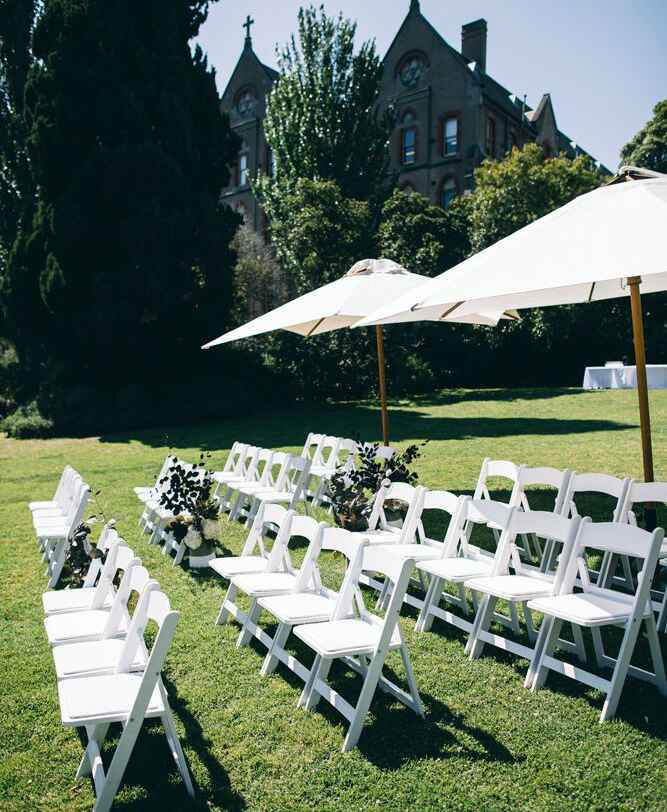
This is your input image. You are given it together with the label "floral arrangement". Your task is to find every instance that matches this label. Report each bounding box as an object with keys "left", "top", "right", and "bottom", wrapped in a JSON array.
[
  {"left": 158, "top": 452, "right": 220, "bottom": 555},
  {"left": 64, "top": 490, "right": 113, "bottom": 587},
  {"left": 329, "top": 441, "right": 425, "bottom": 531}
]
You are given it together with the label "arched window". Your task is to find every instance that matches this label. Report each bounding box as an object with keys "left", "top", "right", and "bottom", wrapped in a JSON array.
[
  {"left": 440, "top": 177, "right": 457, "bottom": 209},
  {"left": 400, "top": 110, "right": 417, "bottom": 165},
  {"left": 397, "top": 52, "right": 428, "bottom": 88}
]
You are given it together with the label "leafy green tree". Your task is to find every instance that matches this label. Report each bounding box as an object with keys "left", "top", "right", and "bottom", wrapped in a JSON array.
[
  {"left": 256, "top": 4, "right": 390, "bottom": 208},
  {"left": 467, "top": 144, "right": 603, "bottom": 253},
  {"left": 0, "top": 0, "right": 239, "bottom": 428},
  {"left": 229, "top": 224, "right": 287, "bottom": 326},
  {"left": 620, "top": 100, "right": 667, "bottom": 174},
  {"left": 378, "top": 189, "right": 470, "bottom": 277}
]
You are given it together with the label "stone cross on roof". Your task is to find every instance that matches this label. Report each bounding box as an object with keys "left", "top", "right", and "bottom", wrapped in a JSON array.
[{"left": 243, "top": 14, "right": 254, "bottom": 47}]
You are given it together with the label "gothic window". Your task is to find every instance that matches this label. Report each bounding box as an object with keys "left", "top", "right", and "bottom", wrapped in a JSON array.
[
  {"left": 441, "top": 176, "right": 457, "bottom": 209},
  {"left": 401, "top": 125, "right": 417, "bottom": 165},
  {"left": 442, "top": 115, "right": 459, "bottom": 156},
  {"left": 485, "top": 115, "right": 496, "bottom": 157},
  {"left": 398, "top": 53, "right": 427, "bottom": 88},
  {"left": 235, "top": 88, "right": 257, "bottom": 119}
]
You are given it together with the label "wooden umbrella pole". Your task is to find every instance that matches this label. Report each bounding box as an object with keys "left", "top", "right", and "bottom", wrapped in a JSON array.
[
  {"left": 375, "top": 324, "right": 390, "bottom": 446},
  {"left": 628, "top": 276, "right": 654, "bottom": 483}
]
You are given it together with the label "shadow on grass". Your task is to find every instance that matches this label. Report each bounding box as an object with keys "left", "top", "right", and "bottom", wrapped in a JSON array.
[{"left": 98, "top": 402, "right": 634, "bottom": 452}]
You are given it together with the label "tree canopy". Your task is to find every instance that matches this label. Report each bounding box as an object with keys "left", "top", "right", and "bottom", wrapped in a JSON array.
[{"left": 620, "top": 99, "right": 667, "bottom": 174}]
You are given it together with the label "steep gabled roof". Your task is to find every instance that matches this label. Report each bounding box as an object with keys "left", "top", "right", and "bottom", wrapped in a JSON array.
[{"left": 220, "top": 41, "right": 278, "bottom": 102}]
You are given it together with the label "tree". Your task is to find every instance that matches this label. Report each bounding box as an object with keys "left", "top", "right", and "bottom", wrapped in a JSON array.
[
  {"left": 0, "top": 0, "right": 240, "bottom": 429},
  {"left": 620, "top": 99, "right": 667, "bottom": 174},
  {"left": 229, "top": 225, "right": 287, "bottom": 326},
  {"left": 378, "top": 189, "right": 469, "bottom": 277},
  {"left": 255, "top": 3, "right": 391, "bottom": 218}
]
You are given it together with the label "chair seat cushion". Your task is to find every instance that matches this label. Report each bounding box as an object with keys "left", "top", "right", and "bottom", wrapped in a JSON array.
[
  {"left": 44, "top": 609, "right": 128, "bottom": 646},
  {"left": 464, "top": 574, "right": 554, "bottom": 602},
  {"left": 213, "top": 471, "right": 240, "bottom": 484},
  {"left": 235, "top": 482, "right": 272, "bottom": 496},
  {"left": 58, "top": 673, "right": 164, "bottom": 725},
  {"left": 29, "top": 500, "right": 59, "bottom": 511},
  {"left": 527, "top": 592, "right": 642, "bottom": 627},
  {"left": 52, "top": 638, "right": 145, "bottom": 679},
  {"left": 247, "top": 489, "right": 292, "bottom": 503},
  {"left": 232, "top": 572, "right": 299, "bottom": 597},
  {"left": 258, "top": 592, "right": 336, "bottom": 624},
  {"left": 417, "top": 556, "right": 494, "bottom": 582},
  {"left": 363, "top": 529, "right": 403, "bottom": 546},
  {"left": 309, "top": 465, "right": 335, "bottom": 478},
  {"left": 294, "top": 618, "right": 401, "bottom": 657},
  {"left": 43, "top": 587, "right": 113, "bottom": 616},
  {"left": 209, "top": 555, "right": 268, "bottom": 579}
]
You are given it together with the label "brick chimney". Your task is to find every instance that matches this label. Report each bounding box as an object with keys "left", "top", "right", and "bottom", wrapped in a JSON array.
[{"left": 461, "top": 19, "right": 487, "bottom": 73}]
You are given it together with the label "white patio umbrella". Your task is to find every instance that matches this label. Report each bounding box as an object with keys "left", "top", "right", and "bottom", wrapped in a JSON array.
[
  {"left": 357, "top": 169, "right": 667, "bottom": 483},
  {"left": 202, "top": 258, "right": 514, "bottom": 445}
]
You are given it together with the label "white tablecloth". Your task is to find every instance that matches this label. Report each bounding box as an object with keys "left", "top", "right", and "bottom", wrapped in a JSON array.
[{"left": 583, "top": 365, "right": 667, "bottom": 390}]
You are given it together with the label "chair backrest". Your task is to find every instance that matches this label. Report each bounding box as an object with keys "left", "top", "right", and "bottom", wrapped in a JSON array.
[
  {"left": 241, "top": 503, "right": 291, "bottom": 558},
  {"left": 555, "top": 518, "right": 664, "bottom": 613},
  {"left": 458, "top": 497, "right": 513, "bottom": 559},
  {"left": 102, "top": 558, "right": 149, "bottom": 638},
  {"left": 277, "top": 455, "right": 311, "bottom": 504},
  {"left": 367, "top": 482, "right": 423, "bottom": 543},
  {"left": 292, "top": 520, "right": 329, "bottom": 592},
  {"left": 301, "top": 433, "right": 324, "bottom": 461},
  {"left": 625, "top": 480, "right": 667, "bottom": 526},
  {"left": 473, "top": 458, "right": 520, "bottom": 503},
  {"left": 312, "top": 435, "right": 341, "bottom": 469},
  {"left": 83, "top": 524, "right": 125, "bottom": 591},
  {"left": 53, "top": 465, "right": 73, "bottom": 507},
  {"left": 254, "top": 449, "right": 275, "bottom": 485},
  {"left": 264, "top": 513, "right": 320, "bottom": 577},
  {"left": 66, "top": 483, "right": 91, "bottom": 536},
  {"left": 222, "top": 442, "right": 247, "bottom": 474},
  {"left": 516, "top": 466, "right": 572, "bottom": 514},
  {"left": 565, "top": 472, "right": 631, "bottom": 521},
  {"left": 417, "top": 489, "right": 464, "bottom": 551},
  {"left": 491, "top": 508, "right": 581, "bottom": 578},
  {"left": 115, "top": 578, "right": 161, "bottom": 672},
  {"left": 335, "top": 438, "right": 359, "bottom": 471},
  {"left": 321, "top": 526, "right": 365, "bottom": 561}
]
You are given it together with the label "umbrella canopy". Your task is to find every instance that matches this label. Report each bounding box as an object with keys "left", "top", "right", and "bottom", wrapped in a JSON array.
[
  {"left": 202, "top": 258, "right": 512, "bottom": 445},
  {"left": 356, "top": 177, "right": 667, "bottom": 325},
  {"left": 202, "top": 258, "right": 508, "bottom": 349},
  {"left": 357, "top": 172, "right": 667, "bottom": 489}
]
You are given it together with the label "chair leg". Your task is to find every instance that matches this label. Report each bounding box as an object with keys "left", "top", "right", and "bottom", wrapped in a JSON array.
[
  {"left": 416, "top": 576, "right": 441, "bottom": 633},
  {"left": 93, "top": 717, "right": 145, "bottom": 812},
  {"left": 600, "top": 615, "right": 644, "bottom": 721},
  {"left": 570, "top": 624, "right": 587, "bottom": 663},
  {"left": 399, "top": 645, "right": 424, "bottom": 717},
  {"left": 657, "top": 591, "right": 667, "bottom": 635},
  {"left": 342, "top": 652, "right": 385, "bottom": 752},
  {"left": 644, "top": 612, "right": 667, "bottom": 695},
  {"left": 523, "top": 604, "right": 536, "bottom": 643},
  {"left": 531, "top": 617, "right": 563, "bottom": 692},
  {"left": 302, "top": 656, "right": 333, "bottom": 711},
  {"left": 261, "top": 622, "right": 291, "bottom": 676},
  {"left": 298, "top": 654, "right": 322, "bottom": 708},
  {"left": 466, "top": 595, "right": 497, "bottom": 659},
  {"left": 524, "top": 615, "right": 554, "bottom": 689},
  {"left": 216, "top": 584, "right": 238, "bottom": 625},
  {"left": 236, "top": 599, "right": 261, "bottom": 648},
  {"left": 591, "top": 627, "right": 606, "bottom": 668},
  {"left": 161, "top": 708, "right": 195, "bottom": 797},
  {"left": 76, "top": 722, "right": 109, "bottom": 780}
]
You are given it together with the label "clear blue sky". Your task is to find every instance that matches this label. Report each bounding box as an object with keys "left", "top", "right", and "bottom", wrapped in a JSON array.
[{"left": 196, "top": 0, "right": 667, "bottom": 171}]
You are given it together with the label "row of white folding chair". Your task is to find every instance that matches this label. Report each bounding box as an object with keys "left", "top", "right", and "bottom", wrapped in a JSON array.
[
  {"left": 217, "top": 447, "right": 312, "bottom": 525},
  {"left": 411, "top": 500, "right": 666, "bottom": 722},
  {"left": 141, "top": 459, "right": 202, "bottom": 546},
  {"left": 211, "top": 506, "right": 422, "bottom": 751},
  {"left": 43, "top": 532, "right": 194, "bottom": 809},
  {"left": 30, "top": 465, "right": 78, "bottom": 523},
  {"left": 32, "top": 469, "right": 91, "bottom": 588}
]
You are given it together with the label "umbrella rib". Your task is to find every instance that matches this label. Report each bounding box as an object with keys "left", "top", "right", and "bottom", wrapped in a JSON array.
[
  {"left": 587, "top": 282, "right": 596, "bottom": 302},
  {"left": 504, "top": 310, "right": 521, "bottom": 321},
  {"left": 438, "top": 302, "right": 464, "bottom": 320},
  {"left": 305, "top": 317, "right": 326, "bottom": 337}
]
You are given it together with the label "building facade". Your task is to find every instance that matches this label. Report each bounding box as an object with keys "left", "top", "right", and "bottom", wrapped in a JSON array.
[{"left": 220, "top": 2, "right": 608, "bottom": 232}]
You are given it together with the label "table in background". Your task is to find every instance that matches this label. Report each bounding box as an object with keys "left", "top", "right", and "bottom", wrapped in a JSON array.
[{"left": 583, "top": 364, "right": 667, "bottom": 390}]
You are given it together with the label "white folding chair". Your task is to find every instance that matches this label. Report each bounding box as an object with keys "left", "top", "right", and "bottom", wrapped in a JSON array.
[
  {"left": 44, "top": 554, "right": 146, "bottom": 646},
  {"left": 301, "top": 432, "right": 324, "bottom": 462},
  {"left": 295, "top": 545, "right": 423, "bottom": 752},
  {"left": 227, "top": 516, "right": 327, "bottom": 647},
  {"left": 43, "top": 530, "right": 129, "bottom": 616},
  {"left": 623, "top": 480, "right": 667, "bottom": 632},
  {"left": 56, "top": 588, "right": 194, "bottom": 811},
  {"left": 374, "top": 444, "right": 397, "bottom": 462},
  {"left": 81, "top": 523, "right": 124, "bottom": 589},
  {"left": 30, "top": 465, "right": 76, "bottom": 521},
  {"left": 243, "top": 454, "right": 312, "bottom": 524},
  {"left": 257, "top": 530, "right": 368, "bottom": 683},
  {"left": 214, "top": 506, "right": 295, "bottom": 625},
  {"left": 216, "top": 445, "right": 260, "bottom": 512},
  {"left": 228, "top": 448, "right": 276, "bottom": 521},
  {"left": 526, "top": 519, "right": 667, "bottom": 721},
  {"left": 135, "top": 454, "right": 176, "bottom": 530},
  {"left": 564, "top": 472, "right": 632, "bottom": 586},
  {"left": 39, "top": 480, "right": 92, "bottom": 588},
  {"left": 415, "top": 498, "right": 516, "bottom": 637},
  {"left": 308, "top": 435, "right": 342, "bottom": 507},
  {"left": 464, "top": 509, "right": 585, "bottom": 665}
]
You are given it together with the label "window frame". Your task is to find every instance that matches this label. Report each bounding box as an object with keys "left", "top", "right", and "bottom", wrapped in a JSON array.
[
  {"left": 485, "top": 115, "right": 497, "bottom": 158},
  {"left": 439, "top": 111, "right": 461, "bottom": 158}
]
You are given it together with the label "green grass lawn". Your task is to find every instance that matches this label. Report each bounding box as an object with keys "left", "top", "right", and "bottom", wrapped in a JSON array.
[{"left": 1, "top": 387, "right": 666, "bottom": 812}]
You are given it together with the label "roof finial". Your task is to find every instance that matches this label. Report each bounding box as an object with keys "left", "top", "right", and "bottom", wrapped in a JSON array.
[
  {"left": 243, "top": 14, "right": 254, "bottom": 48},
  {"left": 410, "top": 0, "right": 420, "bottom": 11}
]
